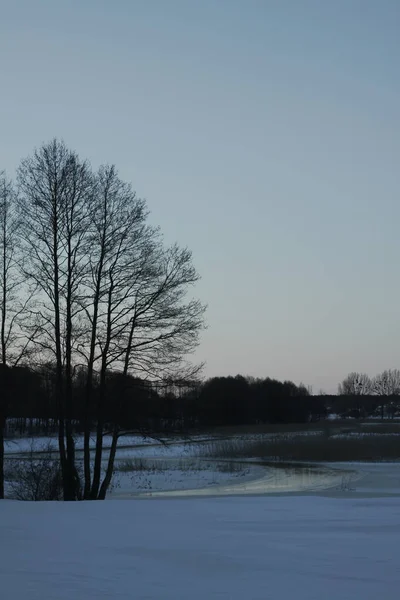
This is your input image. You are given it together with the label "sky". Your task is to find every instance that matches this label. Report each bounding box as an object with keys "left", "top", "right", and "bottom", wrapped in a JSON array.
[{"left": 1, "top": 0, "right": 399, "bottom": 393}]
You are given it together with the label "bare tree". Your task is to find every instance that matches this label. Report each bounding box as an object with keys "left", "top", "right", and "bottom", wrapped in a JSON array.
[
  {"left": 96, "top": 242, "right": 205, "bottom": 499},
  {"left": 77, "top": 165, "right": 205, "bottom": 499},
  {"left": 18, "top": 140, "right": 93, "bottom": 500},
  {"left": 0, "top": 173, "right": 29, "bottom": 364},
  {"left": 5, "top": 441, "right": 62, "bottom": 501},
  {"left": 338, "top": 372, "right": 372, "bottom": 396},
  {"left": 15, "top": 142, "right": 205, "bottom": 501},
  {"left": 0, "top": 172, "right": 30, "bottom": 499},
  {"left": 77, "top": 164, "right": 155, "bottom": 498},
  {"left": 372, "top": 369, "right": 400, "bottom": 419}
]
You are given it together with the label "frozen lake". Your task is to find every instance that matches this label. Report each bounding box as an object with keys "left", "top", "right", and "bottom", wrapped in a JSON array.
[{"left": 5, "top": 434, "right": 400, "bottom": 499}]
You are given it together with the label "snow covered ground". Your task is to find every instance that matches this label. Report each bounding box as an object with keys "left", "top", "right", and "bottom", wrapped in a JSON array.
[
  {"left": 129, "top": 463, "right": 354, "bottom": 498},
  {"left": 321, "top": 462, "right": 400, "bottom": 497},
  {"left": 4, "top": 434, "right": 184, "bottom": 454},
  {"left": 110, "top": 461, "right": 259, "bottom": 496},
  {"left": 5, "top": 433, "right": 400, "bottom": 498},
  {"left": 1, "top": 495, "right": 400, "bottom": 599},
  {"left": 4, "top": 434, "right": 260, "bottom": 498},
  {"left": 113, "top": 439, "right": 209, "bottom": 459},
  {"left": 4, "top": 433, "right": 215, "bottom": 458},
  {"left": 3, "top": 433, "right": 400, "bottom": 598}
]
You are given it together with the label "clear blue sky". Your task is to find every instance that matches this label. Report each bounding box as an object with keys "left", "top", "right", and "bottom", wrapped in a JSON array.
[{"left": 1, "top": 0, "right": 399, "bottom": 393}]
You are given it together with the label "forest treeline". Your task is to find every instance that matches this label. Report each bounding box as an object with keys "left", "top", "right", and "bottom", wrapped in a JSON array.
[
  {"left": 3, "top": 365, "right": 398, "bottom": 439},
  {"left": 2, "top": 366, "right": 314, "bottom": 432}
]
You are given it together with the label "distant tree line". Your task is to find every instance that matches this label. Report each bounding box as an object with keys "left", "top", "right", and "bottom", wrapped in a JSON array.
[
  {"left": 4, "top": 364, "right": 398, "bottom": 440},
  {"left": 3, "top": 367, "right": 321, "bottom": 434},
  {"left": 4, "top": 365, "right": 398, "bottom": 440},
  {"left": 337, "top": 370, "right": 400, "bottom": 419}
]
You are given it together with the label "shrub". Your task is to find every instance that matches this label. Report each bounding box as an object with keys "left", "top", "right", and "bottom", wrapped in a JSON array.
[{"left": 5, "top": 442, "right": 62, "bottom": 501}]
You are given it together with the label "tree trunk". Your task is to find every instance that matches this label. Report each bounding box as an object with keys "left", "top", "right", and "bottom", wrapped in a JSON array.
[
  {"left": 98, "top": 429, "right": 119, "bottom": 500},
  {"left": 0, "top": 193, "right": 7, "bottom": 499},
  {"left": 83, "top": 414, "right": 91, "bottom": 499},
  {"left": 91, "top": 281, "right": 113, "bottom": 500},
  {"left": 90, "top": 368, "right": 106, "bottom": 499},
  {"left": 64, "top": 244, "right": 80, "bottom": 500},
  {"left": 0, "top": 414, "right": 4, "bottom": 499},
  {"left": 97, "top": 330, "right": 134, "bottom": 501},
  {"left": 83, "top": 256, "right": 104, "bottom": 499},
  {"left": 0, "top": 364, "right": 6, "bottom": 500},
  {"left": 57, "top": 416, "right": 70, "bottom": 500}
]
